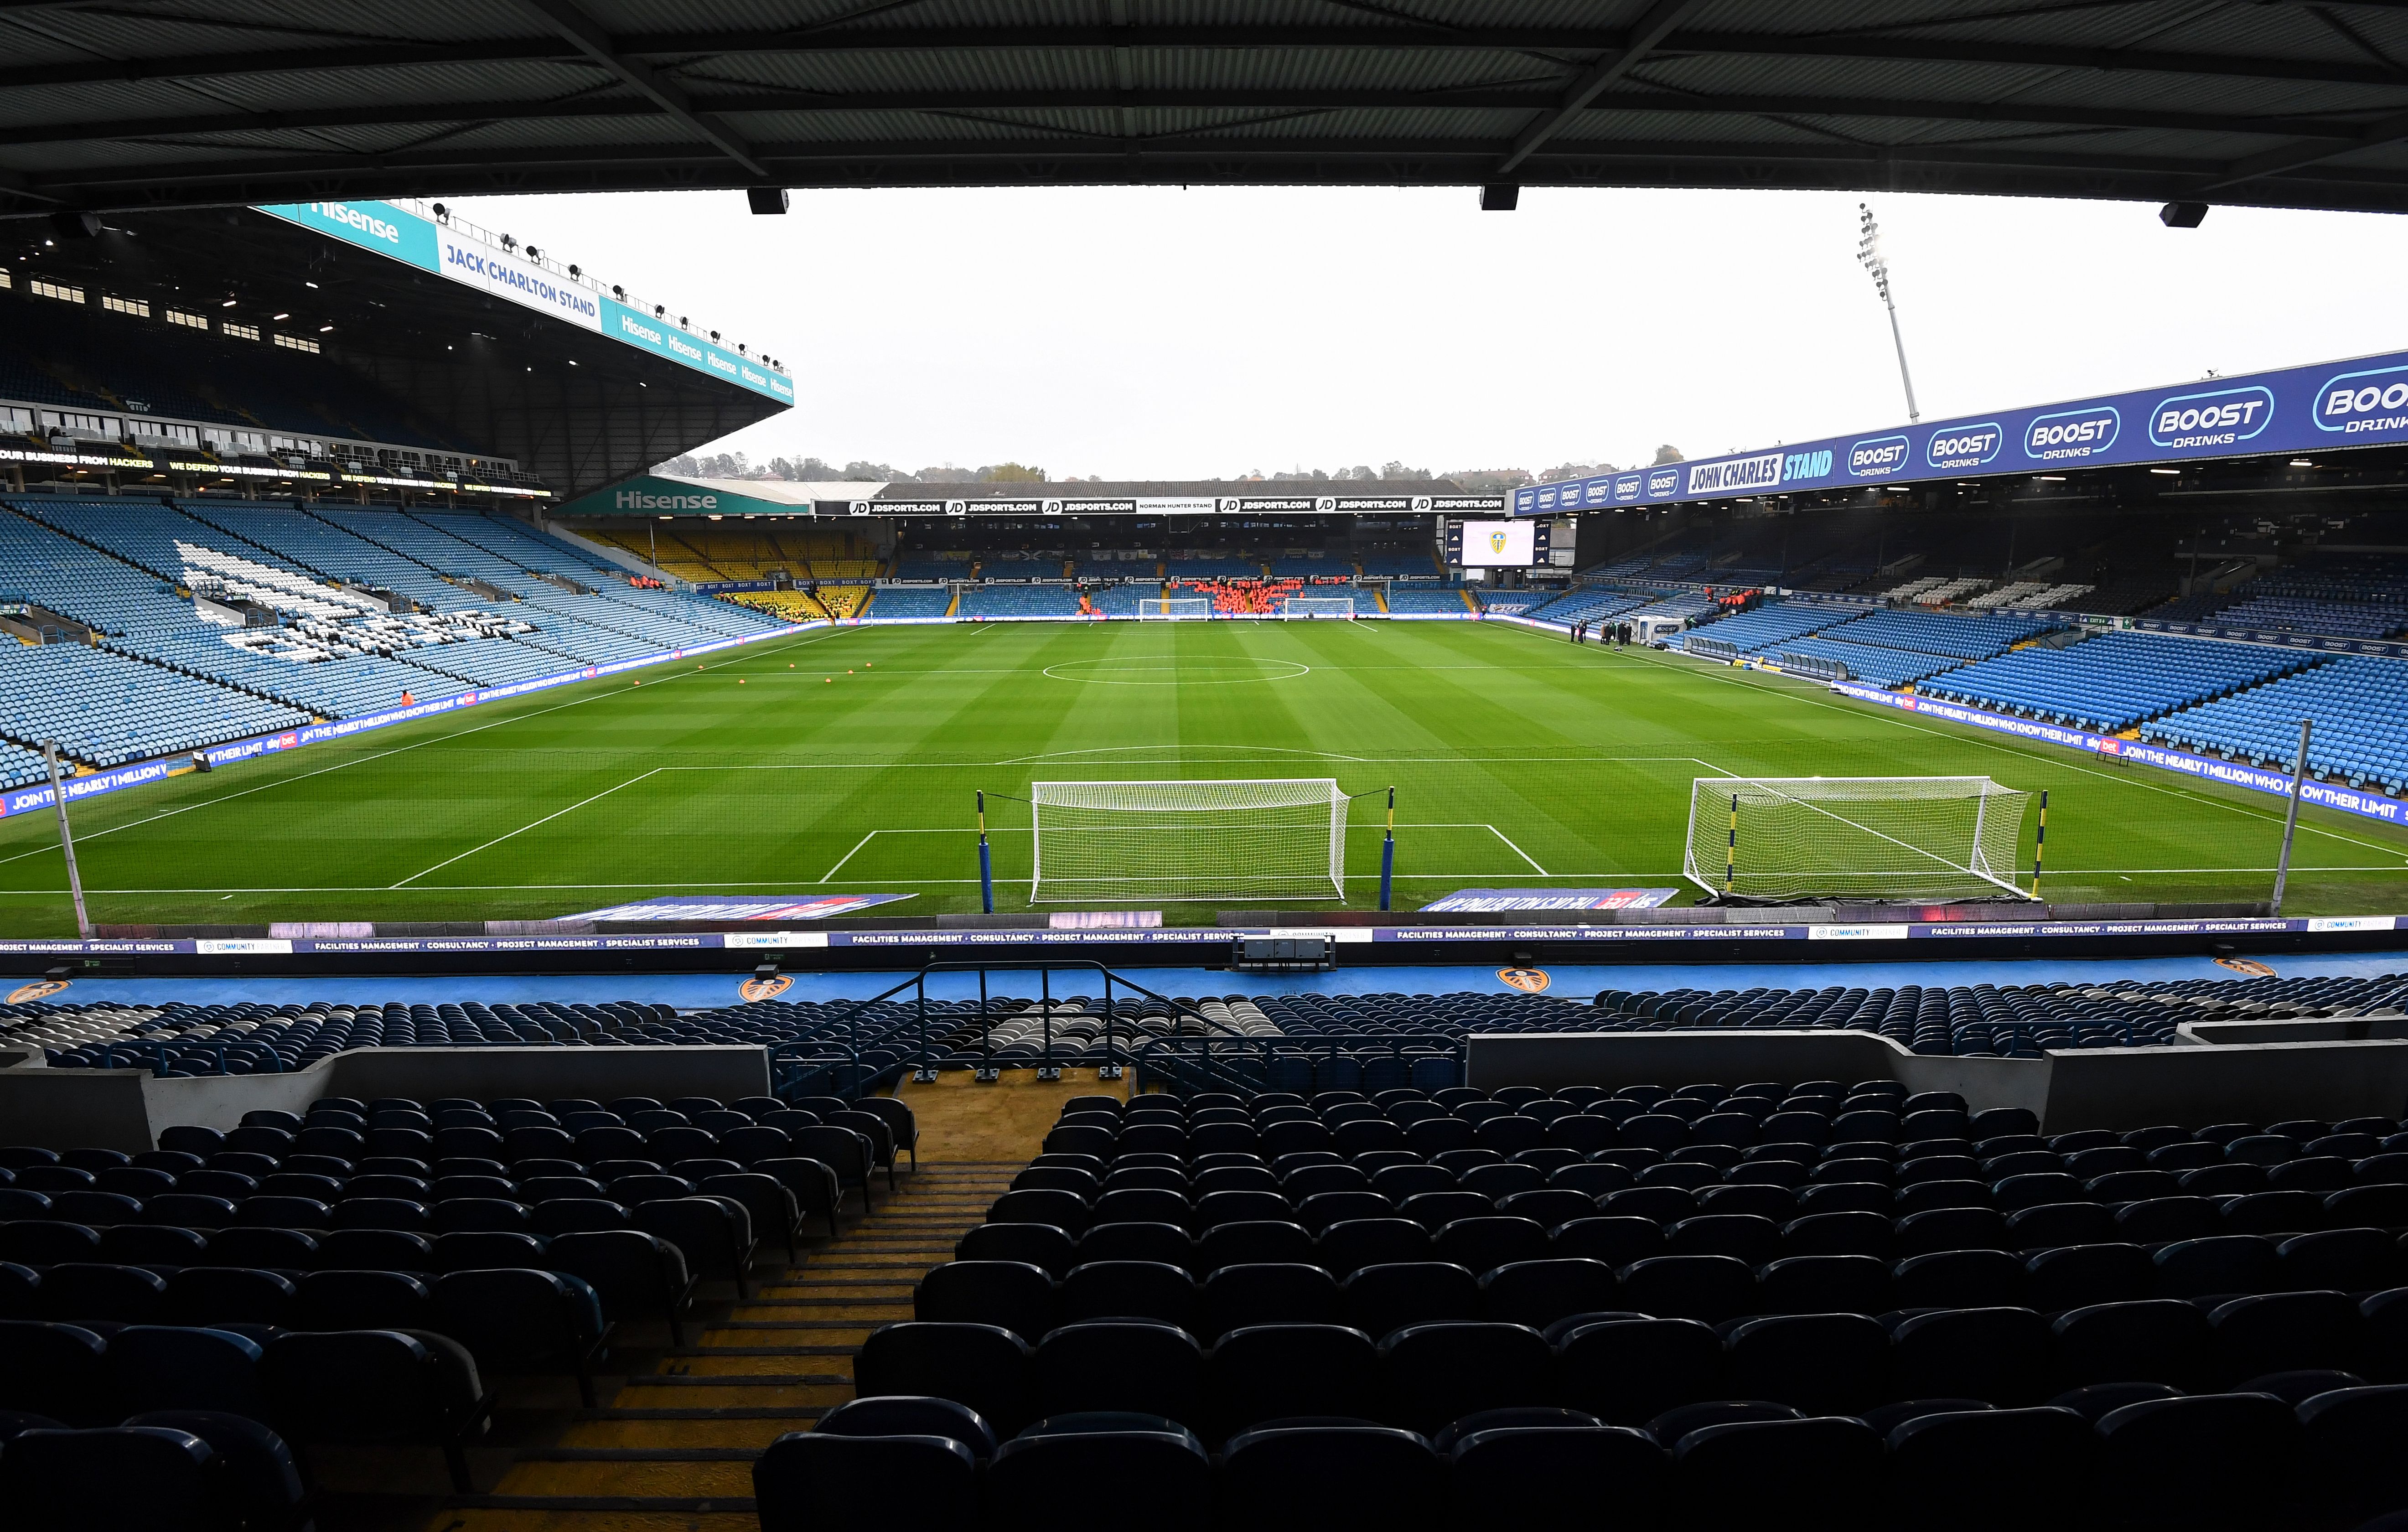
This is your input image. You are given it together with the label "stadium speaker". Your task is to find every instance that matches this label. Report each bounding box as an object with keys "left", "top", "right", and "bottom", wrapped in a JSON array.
[
  {"left": 1479, "top": 183, "right": 1520, "bottom": 212},
  {"left": 748, "top": 186, "right": 791, "bottom": 215},
  {"left": 48, "top": 210, "right": 100, "bottom": 239},
  {"left": 2159, "top": 201, "right": 2209, "bottom": 228}
]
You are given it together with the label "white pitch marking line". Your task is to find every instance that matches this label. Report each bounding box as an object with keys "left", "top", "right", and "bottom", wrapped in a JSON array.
[
  {"left": 388, "top": 768, "right": 663, "bottom": 887},
  {"left": 1487, "top": 823, "right": 1551, "bottom": 876},
  {"left": 819, "top": 832, "right": 876, "bottom": 884}
]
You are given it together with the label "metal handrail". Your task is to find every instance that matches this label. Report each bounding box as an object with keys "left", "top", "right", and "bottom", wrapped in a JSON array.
[
  {"left": 766, "top": 1038, "right": 864, "bottom": 1100},
  {"left": 782, "top": 958, "right": 1273, "bottom": 1099},
  {"left": 1129, "top": 1030, "right": 1466, "bottom": 1098}
]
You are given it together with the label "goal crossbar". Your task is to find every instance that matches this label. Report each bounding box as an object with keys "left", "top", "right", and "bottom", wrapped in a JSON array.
[
  {"left": 1030, "top": 777, "right": 1347, "bottom": 902},
  {"left": 1137, "top": 598, "right": 1212, "bottom": 619},
  {"left": 1683, "top": 775, "right": 2035, "bottom": 901},
  {"left": 1281, "top": 596, "right": 1356, "bottom": 618}
]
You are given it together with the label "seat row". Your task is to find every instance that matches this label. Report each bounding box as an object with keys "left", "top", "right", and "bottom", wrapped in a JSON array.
[
  {"left": 1, "top": 1171, "right": 816, "bottom": 1254},
  {"left": 2, "top": 1235, "right": 685, "bottom": 1349},
  {"left": 857, "top": 1294, "right": 2408, "bottom": 1439},
  {"left": 920, "top": 1219, "right": 2407, "bottom": 1339},
  {"left": 0, "top": 1256, "right": 602, "bottom": 1412},
  {"left": 0, "top": 1320, "right": 492, "bottom": 1491},
  {"left": 0, "top": 1409, "right": 311, "bottom": 1532},
  {"left": 984, "top": 1171, "right": 2408, "bottom": 1242},
  {"left": 1049, "top": 1104, "right": 2406, "bottom": 1161},
  {"left": 1, "top": 1214, "right": 726, "bottom": 1331},
  {"left": 759, "top": 1385, "right": 2408, "bottom": 1532}
]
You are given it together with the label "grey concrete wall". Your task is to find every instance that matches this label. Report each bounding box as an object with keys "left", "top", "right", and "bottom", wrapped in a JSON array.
[
  {"left": 1464, "top": 1030, "right": 2408, "bottom": 1132},
  {"left": 1465, "top": 1031, "right": 2051, "bottom": 1118},
  {"left": 1, "top": 1047, "right": 770, "bottom": 1149},
  {"left": 0, "top": 1068, "right": 157, "bottom": 1154},
  {"left": 2040, "top": 1039, "right": 2408, "bottom": 1132}
]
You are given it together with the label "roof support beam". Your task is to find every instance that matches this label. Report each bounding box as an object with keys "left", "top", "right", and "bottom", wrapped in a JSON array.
[
  {"left": 0, "top": 89, "right": 2365, "bottom": 149},
  {"left": 507, "top": 0, "right": 769, "bottom": 179},
  {"left": 1495, "top": 0, "right": 1710, "bottom": 176},
  {"left": 5, "top": 28, "right": 2408, "bottom": 96},
  {"left": 2196, "top": 104, "right": 2408, "bottom": 192}
]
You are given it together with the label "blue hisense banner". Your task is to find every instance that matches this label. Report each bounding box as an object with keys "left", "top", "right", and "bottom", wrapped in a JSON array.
[{"left": 1515, "top": 347, "right": 2408, "bottom": 515}]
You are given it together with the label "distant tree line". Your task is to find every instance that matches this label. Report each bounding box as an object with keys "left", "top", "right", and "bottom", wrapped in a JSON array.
[{"left": 653, "top": 448, "right": 1687, "bottom": 487}]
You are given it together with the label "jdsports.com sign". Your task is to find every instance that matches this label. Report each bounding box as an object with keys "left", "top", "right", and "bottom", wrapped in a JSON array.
[{"left": 1512, "top": 343, "right": 2408, "bottom": 515}]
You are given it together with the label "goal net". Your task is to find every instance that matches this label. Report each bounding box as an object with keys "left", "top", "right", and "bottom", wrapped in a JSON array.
[
  {"left": 1138, "top": 598, "right": 1212, "bottom": 620},
  {"left": 1683, "top": 776, "right": 2036, "bottom": 901},
  {"left": 1281, "top": 596, "right": 1356, "bottom": 619},
  {"left": 1030, "top": 779, "right": 1348, "bottom": 902}
]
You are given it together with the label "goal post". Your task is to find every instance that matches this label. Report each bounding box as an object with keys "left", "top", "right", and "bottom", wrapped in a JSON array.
[
  {"left": 1682, "top": 776, "right": 2038, "bottom": 901},
  {"left": 1029, "top": 778, "right": 1348, "bottom": 901},
  {"left": 1138, "top": 598, "right": 1212, "bottom": 620},
  {"left": 1280, "top": 596, "right": 1356, "bottom": 619}
]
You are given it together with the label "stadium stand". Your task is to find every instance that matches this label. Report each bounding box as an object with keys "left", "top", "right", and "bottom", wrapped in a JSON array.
[
  {"left": 865, "top": 588, "right": 953, "bottom": 618},
  {"left": 741, "top": 1065, "right": 2408, "bottom": 1532},
  {"left": 1522, "top": 588, "right": 1657, "bottom": 626},
  {"left": 0, "top": 642, "right": 311, "bottom": 768},
  {"left": 1818, "top": 610, "right": 2062, "bottom": 662},
  {"left": 1165, "top": 556, "right": 1267, "bottom": 580},
  {"left": 1918, "top": 634, "right": 2317, "bottom": 735},
  {"left": 0, "top": 740, "right": 56, "bottom": 790},
  {"left": 10, "top": 965, "right": 2408, "bottom": 1529},
  {"left": 0, "top": 276, "right": 461, "bottom": 454},
  {"left": 890, "top": 554, "right": 976, "bottom": 581},
  {"left": 1385, "top": 586, "right": 1481, "bottom": 615},
  {"left": 583, "top": 525, "right": 884, "bottom": 585},
  {"left": 0, "top": 494, "right": 795, "bottom": 771},
  {"left": 1677, "top": 600, "right": 1855, "bottom": 653},
  {"left": 1759, "top": 635, "right": 1959, "bottom": 688},
  {"left": 2146, "top": 656, "right": 2408, "bottom": 792},
  {"left": 14, "top": 969, "right": 2408, "bottom": 1074},
  {"left": 2202, "top": 596, "right": 2408, "bottom": 639},
  {"left": 959, "top": 586, "right": 1084, "bottom": 618}
]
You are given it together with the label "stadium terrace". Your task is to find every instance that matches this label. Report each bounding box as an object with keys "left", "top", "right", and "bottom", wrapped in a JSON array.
[{"left": 9, "top": 4, "right": 2408, "bottom": 1527}]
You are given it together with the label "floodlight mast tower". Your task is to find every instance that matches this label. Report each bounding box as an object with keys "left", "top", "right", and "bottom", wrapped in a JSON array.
[{"left": 1857, "top": 203, "right": 1921, "bottom": 424}]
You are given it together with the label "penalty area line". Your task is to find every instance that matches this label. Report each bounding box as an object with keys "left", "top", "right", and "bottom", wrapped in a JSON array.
[
  {"left": 388, "top": 769, "right": 663, "bottom": 888},
  {"left": 1486, "top": 824, "right": 1551, "bottom": 876}
]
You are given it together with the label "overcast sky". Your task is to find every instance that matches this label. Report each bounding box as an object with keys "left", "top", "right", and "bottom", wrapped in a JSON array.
[{"left": 449, "top": 186, "right": 2406, "bottom": 481}]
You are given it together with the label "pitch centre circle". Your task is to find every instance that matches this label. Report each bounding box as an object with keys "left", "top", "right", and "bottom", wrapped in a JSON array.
[{"left": 1041, "top": 657, "right": 1310, "bottom": 686}]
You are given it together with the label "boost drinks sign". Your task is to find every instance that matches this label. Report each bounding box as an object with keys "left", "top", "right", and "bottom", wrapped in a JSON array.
[{"left": 1519, "top": 344, "right": 2408, "bottom": 513}]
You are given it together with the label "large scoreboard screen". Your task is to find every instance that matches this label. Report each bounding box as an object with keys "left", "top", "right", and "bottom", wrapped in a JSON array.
[{"left": 1450, "top": 518, "right": 1539, "bottom": 566}]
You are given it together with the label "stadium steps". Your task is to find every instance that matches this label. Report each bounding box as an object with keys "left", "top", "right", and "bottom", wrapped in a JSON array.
[
  {"left": 432, "top": 1075, "right": 1091, "bottom": 1530},
  {"left": 943, "top": 589, "right": 960, "bottom": 617}
]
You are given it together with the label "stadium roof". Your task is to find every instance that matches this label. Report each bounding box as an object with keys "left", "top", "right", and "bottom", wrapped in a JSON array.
[{"left": 4, "top": 1, "right": 2408, "bottom": 217}]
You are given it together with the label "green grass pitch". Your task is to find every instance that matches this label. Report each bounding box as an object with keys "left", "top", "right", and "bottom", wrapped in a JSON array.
[{"left": 4, "top": 618, "right": 2405, "bottom": 933}]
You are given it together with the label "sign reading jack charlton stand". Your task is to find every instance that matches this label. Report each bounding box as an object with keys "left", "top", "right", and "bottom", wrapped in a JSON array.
[{"left": 1512, "top": 343, "right": 2408, "bottom": 513}]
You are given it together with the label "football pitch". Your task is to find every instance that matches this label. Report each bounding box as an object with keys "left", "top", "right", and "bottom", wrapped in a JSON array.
[{"left": 5, "top": 618, "right": 2407, "bottom": 932}]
